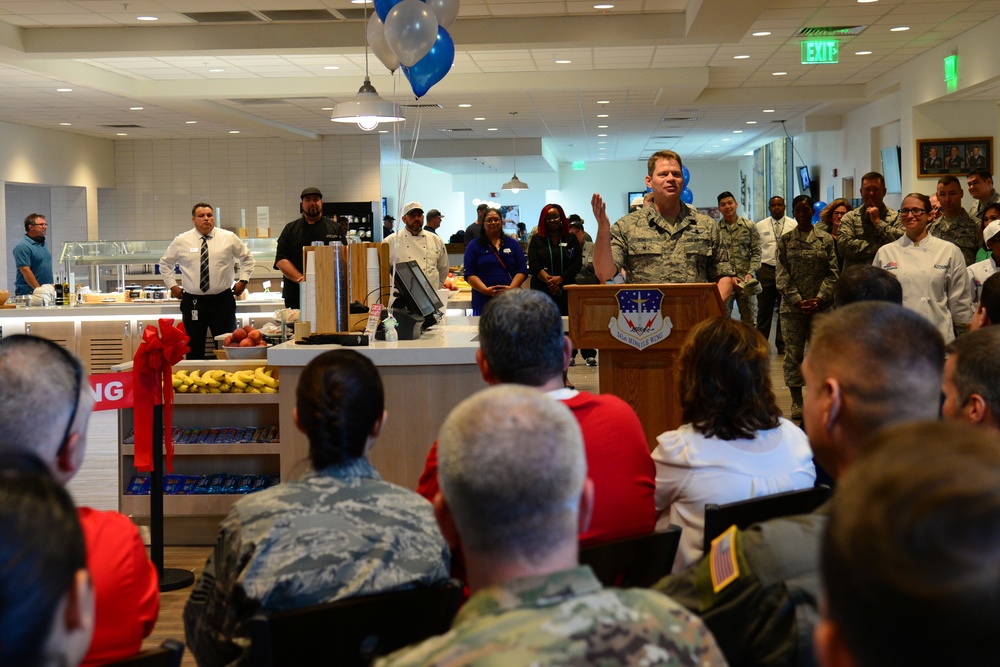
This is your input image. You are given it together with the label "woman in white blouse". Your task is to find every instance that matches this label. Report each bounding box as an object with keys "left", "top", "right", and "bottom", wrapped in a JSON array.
[{"left": 652, "top": 316, "right": 816, "bottom": 571}]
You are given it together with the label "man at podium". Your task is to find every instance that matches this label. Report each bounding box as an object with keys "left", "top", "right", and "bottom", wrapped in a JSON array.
[{"left": 591, "top": 150, "right": 735, "bottom": 300}]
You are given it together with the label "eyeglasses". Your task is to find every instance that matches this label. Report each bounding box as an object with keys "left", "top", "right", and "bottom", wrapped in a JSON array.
[{"left": 899, "top": 208, "right": 928, "bottom": 217}]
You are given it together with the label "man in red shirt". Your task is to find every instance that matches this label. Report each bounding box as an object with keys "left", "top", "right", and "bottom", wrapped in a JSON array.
[
  {"left": 417, "top": 289, "right": 655, "bottom": 548},
  {"left": 0, "top": 336, "right": 159, "bottom": 667}
]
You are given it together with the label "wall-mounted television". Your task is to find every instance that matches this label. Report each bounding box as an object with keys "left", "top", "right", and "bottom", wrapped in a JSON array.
[{"left": 798, "top": 165, "right": 812, "bottom": 192}]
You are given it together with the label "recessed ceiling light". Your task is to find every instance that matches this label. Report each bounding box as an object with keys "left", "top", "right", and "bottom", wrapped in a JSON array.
[
  {"left": 597, "top": 133, "right": 607, "bottom": 137},
  {"left": 855, "top": 50, "right": 873, "bottom": 55},
  {"left": 323, "top": 66, "right": 340, "bottom": 70},
  {"left": 744, "top": 151, "right": 754, "bottom": 156},
  {"left": 487, "top": 128, "right": 498, "bottom": 131},
  {"left": 763, "top": 109, "right": 775, "bottom": 113},
  {"left": 556, "top": 59, "right": 572, "bottom": 64},
  {"left": 733, "top": 130, "right": 743, "bottom": 134},
  {"left": 746, "top": 120, "right": 757, "bottom": 124},
  {"left": 858, "top": 0, "right": 878, "bottom": 3},
  {"left": 597, "top": 100, "right": 610, "bottom": 104},
  {"left": 351, "top": 0, "right": 373, "bottom": 4},
  {"left": 56, "top": 88, "right": 72, "bottom": 92},
  {"left": 185, "top": 120, "right": 197, "bottom": 124},
  {"left": 458, "top": 103, "right": 472, "bottom": 108},
  {"left": 734, "top": 55, "right": 750, "bottom": 60},
  {"left": 598, "top": 141, "right": 606, "bottom": 144},
  {"left": 378, "top": 130, "right": 388, "bottom": 133},
  {"left": 321, "top": 107, "right": 333, "bottom": 111},
  {"left": 474, "top": 117, "right": 486, "bottom": 121},
  {"left": 137, "top": 16, "right": 158, "bottom": 21},
  {"left": 116, "top": 133, "right": 127, "bottom": 136},
  {"left": 890, "top": 26, "right": 909, "bottom": 31},
  {"left": 599, "top": 157, "right": 606, "bottom": 160},
  {"left": 594, "top": 3, "right": 614, "bottom": 8},
  {"left": 229, "top": 130, "right": 240, "bottom": 134},
  {"left": 209, "top": 68, "right": 224, "bottom": 73},
  {"left": 59, "top": 122, "right": 71, "bottom": 126},
  {"left": 772, "top": 71, "right": 787, "bottom": 76},
  {"left": 722, "top": 138, "right": 731, "bottom": 141},
  {"left": 713, "top": 145, "right": 720, "bottom": 148},
  {"left": 130, "top": 107, "right": 143, "bottom": 110},
  {"left": 598, "top": 125, "right": 608, "bottom": 128},
  {"left": 752, "top": 31, "right": 771, "bottom": 37},
  {"left": 597, "top": 113, "right": 609, "bottom": 118}
]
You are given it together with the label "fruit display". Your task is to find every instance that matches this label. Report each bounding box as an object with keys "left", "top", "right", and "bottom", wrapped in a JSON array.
[
  {"left": 172, "top": 367, "right": 279, "bottom": 394},
  {"left": 224, "top": 324, "right": 268, "bottom": 348}
]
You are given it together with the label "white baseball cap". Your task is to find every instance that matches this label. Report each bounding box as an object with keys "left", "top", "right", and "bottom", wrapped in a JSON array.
[
  {"left": 402, "top": 201, "right": 423, "bottom": 217},
  {"left": 984, "top": 219, "right": 1000, "bottom": 245},
  {"left": 630, "top": 196, "right": 644, "bottom": 208}
]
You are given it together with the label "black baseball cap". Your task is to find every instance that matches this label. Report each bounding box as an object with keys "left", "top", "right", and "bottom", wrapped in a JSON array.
[
  {"left": 427, "top": 209, "right": 443, "bottom": 219},
  {"left": 300, "top": 187, "right": 323, "bottom": 199}
]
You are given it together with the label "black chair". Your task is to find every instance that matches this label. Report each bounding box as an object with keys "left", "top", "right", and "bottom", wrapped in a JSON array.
[
  {"left": 702, "top": 485, "right": 832, "bottom": 554},
  {"left": 579, "top": 526, "right": 682, "bottom": 588},
  {"left": 106, "top": 639, "right": 184, "bottom": 667},
  {"left": 249, "top": 579, "right": 464, "bottom": 667}
]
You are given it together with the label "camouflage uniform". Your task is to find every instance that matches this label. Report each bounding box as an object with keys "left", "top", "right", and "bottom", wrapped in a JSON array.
[
  {"left": 776, "top": 227, "right": 838, "bottom": 389},
  {"left": 654, "top": 509, "right": 828, "bottom": 667},
  {"left": 610, "top": 204, "right": 735, "bottom": 283},
  {"left": 719, "top": 216, "right": 762, "bottom": 324},
  {"left": 836, "top": 205, "right": 902, "bottom": 268},
  {"left": 184, "top": 458, "right": 450, "bottom": 667},
  {"left": 929, "top": 210, "right": 980, "bottom": 266},
  {"left": 376, "top": 566, "right": 727, "bottom": 666},
  {"left": 968, "top": 189, "right": 1000, "bottom": 223}
]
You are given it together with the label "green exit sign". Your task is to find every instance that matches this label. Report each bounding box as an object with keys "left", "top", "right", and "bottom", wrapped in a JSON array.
[
  {"left": 801, "top": 39, "right": 839, "bottom": 64},
  {"left": 572, "top": 161, "right": 586, "bottom": 171}
]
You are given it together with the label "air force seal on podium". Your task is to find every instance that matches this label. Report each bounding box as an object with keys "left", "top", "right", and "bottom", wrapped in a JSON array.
[{"left": 609, "top": 288, "right": 672, "bottom": 350}]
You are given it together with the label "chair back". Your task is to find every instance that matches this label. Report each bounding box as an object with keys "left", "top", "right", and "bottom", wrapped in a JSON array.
[
  {"left": 579, "top": 526, "right": 682, "bottom": 588},
  {"left": 249, "top": 579, "right": 464, "bottom": 667},
  {"left": 105, "top": 640, "right": 184, "bottom": 667},
  {"left": 702, "top": 485, "right": 832, "bottom": 554}
]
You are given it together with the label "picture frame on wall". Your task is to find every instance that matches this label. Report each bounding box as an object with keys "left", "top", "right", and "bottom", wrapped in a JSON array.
[{"left": 917, "top": 137, "right": 992, "bottom": 178}]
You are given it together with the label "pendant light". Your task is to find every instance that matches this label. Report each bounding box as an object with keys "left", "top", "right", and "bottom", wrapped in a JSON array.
[
  {"left": 331, "top": 5, "right": 405, "bottom": 131},
  {"left": 502, "top": 111, "right": 529, "bottom": 193}
]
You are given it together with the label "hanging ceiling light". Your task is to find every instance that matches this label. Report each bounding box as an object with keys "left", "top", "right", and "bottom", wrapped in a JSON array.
[
  {"left": 502, "top": 111, "right": 528, "bottom": 193},
  {"left": 331, "top": 6, "right": 404, "bottom": 131}
]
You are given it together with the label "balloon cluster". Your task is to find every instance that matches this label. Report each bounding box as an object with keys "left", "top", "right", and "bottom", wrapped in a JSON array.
[
  {"left": 681, "top": 165, "right": 694, "bottom": 205},
  {"left": 370, "top": 0, "right": 459, "bottom": 98},
  {"left": 813, "top": 201, "right": 827, "bottom": 223}
]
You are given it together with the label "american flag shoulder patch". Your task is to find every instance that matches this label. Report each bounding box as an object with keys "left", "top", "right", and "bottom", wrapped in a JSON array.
[{"left": 710, "top": 524, "right": 740, "bottom": 593}]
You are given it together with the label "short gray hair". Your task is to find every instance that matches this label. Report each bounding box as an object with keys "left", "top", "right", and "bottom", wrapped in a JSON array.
[
  {"left": 0, "top": 336, "right": 84, "bottom": 463},
  {"left": 437, "top": 385, "right": 586, "bottom": 561}
]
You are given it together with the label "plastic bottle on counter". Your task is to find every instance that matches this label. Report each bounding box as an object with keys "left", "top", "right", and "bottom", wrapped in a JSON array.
[{"left": 383, "top": 314, "right": 398, "bottom": 342}]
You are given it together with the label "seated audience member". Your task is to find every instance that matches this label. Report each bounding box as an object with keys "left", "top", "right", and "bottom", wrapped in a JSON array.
[
  {"left": 185, "top": 349, "right": 449, "bottom": 667},
  {"left": 971, "top": 271, "right": 1000, "bottom": 329},
  {"left": 0, "top": 454, "right": 94, "bottom": 667},
  {"left": 833, "top": 264, "right": 903, "bottom": 307},
  {"left": 652, "top": 317, "right": 815, "bottom": 570},
  {"left": 942, "top": 326, "right": 1000, "bottom": 433},
  {"left": 417, "top": 289, "right": 655, "bottom": 548},
  {"left": 655, "top": 302, "right": 944, "bottom": 667},
  {"left": 377, "top": 386, "right": 726, "bottom": 666},
  {"left": 817, "top": 422, "right": 1000, "bottom": 667},
  {"left": 0, "top": 336, "right": 159, "bottom": 667}
]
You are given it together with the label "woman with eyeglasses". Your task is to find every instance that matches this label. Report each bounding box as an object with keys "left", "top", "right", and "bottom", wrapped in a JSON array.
[
  {"left": 873, "top": 192, "right": 973, "bottom": 343},
  {"left": 464, "top": 207, "right": 528, "bottom": 315},
  {"left": 816, "top": 199, "right": 850, "bottom": 272}
]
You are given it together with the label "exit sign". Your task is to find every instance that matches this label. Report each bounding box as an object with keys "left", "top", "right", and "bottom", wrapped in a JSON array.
[{"left": 801, "top": 39, "right": 839, "bottom": 64}]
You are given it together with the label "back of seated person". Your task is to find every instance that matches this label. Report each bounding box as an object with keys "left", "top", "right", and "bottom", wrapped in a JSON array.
[
  {"left": 0, "top": 453, "right": 94, "bottom": 667},
  {"left": 833, "top": 263, "right": 903, "bottom": 307},
  {"left": 652, "top": 316, "right": 815, "bottom": 570},
  {"left": 184, "top": 349, "right": 449, "bottom": 667}
]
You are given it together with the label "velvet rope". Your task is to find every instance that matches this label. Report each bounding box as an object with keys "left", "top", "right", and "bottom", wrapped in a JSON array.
[{"left": 132, "top": 318, "right": 189, "bottom": 472}]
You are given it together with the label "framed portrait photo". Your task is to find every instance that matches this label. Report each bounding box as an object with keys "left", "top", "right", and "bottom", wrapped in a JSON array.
[{"left": 917, "top": 137, "right": 992, "bottom": 178}]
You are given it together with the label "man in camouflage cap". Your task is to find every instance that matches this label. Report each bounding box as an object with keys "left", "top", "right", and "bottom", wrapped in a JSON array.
[
  {"left": 590, "top": 149, "right": 735, "bottom": 299},
  {"left": 378, "top": 385, "right": 726, "bottom": 666}
]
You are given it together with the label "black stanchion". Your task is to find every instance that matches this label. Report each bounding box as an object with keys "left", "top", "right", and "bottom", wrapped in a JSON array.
[{"left": 151, "top": 403, "right": 195, "bottom": 592}]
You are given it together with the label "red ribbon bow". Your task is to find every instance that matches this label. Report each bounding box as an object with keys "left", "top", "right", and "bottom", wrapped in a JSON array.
[{"left": 132, "top": 318, "right": 189, "bottom": 472}]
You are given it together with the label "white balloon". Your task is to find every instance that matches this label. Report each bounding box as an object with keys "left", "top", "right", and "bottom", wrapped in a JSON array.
[
  {"left": 384, "top": 0, "right": 439, "bottom": 68},
  {"left": 367, "top": 13, "right": 399, "bottom": 73},
  {"left": 425, "top": 0, "right": 459, "bottom": 29}
]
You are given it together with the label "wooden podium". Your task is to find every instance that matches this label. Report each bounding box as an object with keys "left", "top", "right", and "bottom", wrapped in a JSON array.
[{"left": 566, "top": 283, "right": 724, "bottom": 451}]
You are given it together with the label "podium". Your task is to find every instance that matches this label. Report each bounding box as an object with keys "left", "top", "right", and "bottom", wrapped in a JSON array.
[{"left": 566, "top": 283, "right": 724, "bottom": 451}]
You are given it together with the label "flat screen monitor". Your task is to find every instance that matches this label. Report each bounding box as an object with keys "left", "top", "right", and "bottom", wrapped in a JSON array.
[
  {"left": 393, "top": 260, "right": 444, "bottom": 318},
  {"left": 798, "top": 165, "right": 812, "bottom": 192}
]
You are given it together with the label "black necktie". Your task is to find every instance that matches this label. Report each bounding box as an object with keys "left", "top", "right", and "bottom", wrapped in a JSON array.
[{"left": 200, "top": 235, "right": 210, "bottom": 293}]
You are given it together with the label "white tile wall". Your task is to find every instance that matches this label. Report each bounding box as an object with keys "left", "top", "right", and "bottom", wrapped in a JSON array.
[{"left": 101, "top": 135, "right": 382, "bottom": 241}]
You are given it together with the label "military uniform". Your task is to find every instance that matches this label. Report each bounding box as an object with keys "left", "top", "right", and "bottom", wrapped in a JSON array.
[
  {"left": 376, "top": 566, "right": 727, "bottom": 666},
  {"left": 720, "top": 216, "right": 762, "bottom": 324},
  {"left": 929, "top": 210, "right": 980, "bottom": 266},
  {"left": 836, "top": 205, "right": 902, "bottom": 268},
  {"left": 969, "top": 189, "right": 1000, "bottom": 223},
  {"left": 610, "top": 204, "right": 734, "bottom": 283},
  {"left": 184, "top": 458, "right": 450, "bottom": 667},
  {"left": 654, "top": 511, "right": 827, "bottom": 667},
  {"left": 776, "top": 227, "right": 838, "bottom": 389}
]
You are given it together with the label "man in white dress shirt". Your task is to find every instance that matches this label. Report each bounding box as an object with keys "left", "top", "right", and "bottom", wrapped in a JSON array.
[
  {"left": 755, "top": 196, "right": 795, "bottom": 352},
  {"left": 383, "top": 201, "right": 448, "bottom": 289},
  {"left": 159, "top": 202, "right": 256, "bottom": 359}
]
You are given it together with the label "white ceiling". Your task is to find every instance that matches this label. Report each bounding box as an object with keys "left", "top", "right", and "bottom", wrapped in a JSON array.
[{"left": 0, "top": 0, "right": 996, "bottom": 175}]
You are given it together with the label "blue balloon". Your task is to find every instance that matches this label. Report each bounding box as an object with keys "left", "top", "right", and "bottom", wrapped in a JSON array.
[
  {"left": 813, "top": 201, "right": 827, "bottom": 223},
  {"left": 682, "top": 165, "right": 691, "bottom": 187},
  {"left": 402, "top": 26, "right": 455, "bottom": 99},
  {"left": 374, "top": 0, "right": 403, "bottom": 22},
  {"left": 681, "top": 187, "right": 694, "bottom": 205}
]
